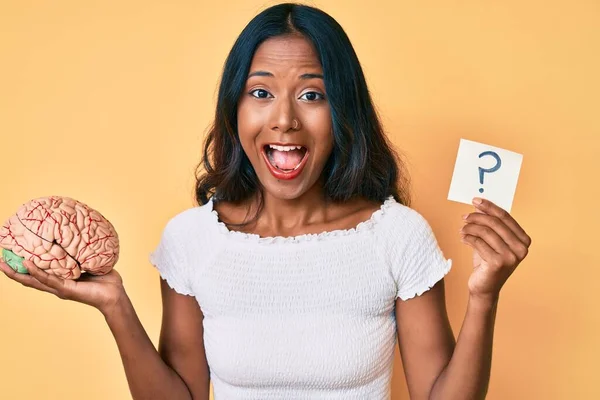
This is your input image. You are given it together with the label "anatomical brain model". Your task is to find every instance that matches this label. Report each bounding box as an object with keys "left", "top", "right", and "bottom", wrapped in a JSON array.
[{"left": 0, "top": 196, "right": 119, "bottom": 280}]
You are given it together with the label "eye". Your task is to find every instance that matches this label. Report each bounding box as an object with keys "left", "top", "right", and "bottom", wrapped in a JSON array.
[
  {"left": 249, "top": 89, "right": 272, "bottom": 99},
  {"left": 299, "top": 91, "right": 325, "bottom": 102}
]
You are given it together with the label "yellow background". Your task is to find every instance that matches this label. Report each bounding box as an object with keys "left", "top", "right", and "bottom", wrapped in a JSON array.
[{"left": 1, "top": 1, "right": 598, "bottom": 399}]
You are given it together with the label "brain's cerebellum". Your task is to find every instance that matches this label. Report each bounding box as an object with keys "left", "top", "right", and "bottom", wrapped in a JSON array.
[{"left": 0, "top": 196, "right": 120, "bottom": 279}]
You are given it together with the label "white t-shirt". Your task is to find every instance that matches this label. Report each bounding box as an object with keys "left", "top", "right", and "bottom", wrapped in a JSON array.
[{"left": 149, "top": 195, "right": 452, "bottom": 399}]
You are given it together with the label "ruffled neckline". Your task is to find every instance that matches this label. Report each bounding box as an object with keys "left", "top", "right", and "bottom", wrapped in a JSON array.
[{"left": 207, "top": 195, "right": 396, "bottom": 244}]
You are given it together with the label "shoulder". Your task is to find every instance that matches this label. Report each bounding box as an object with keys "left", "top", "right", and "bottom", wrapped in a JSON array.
[
  {"left": 375, "top": 197, "right": 445, "bottom": 262},
  {"left": 152, "top": 201, "right": 223, "bottom": 271},
  {"left": 378, "top": 197, "right": 435, "bottom": 237},
  {"left": 377, "top": 198, "right": 452, "bottom": 299},
  {"left": 161, "top": 201, "right": 216, "bottom": 238}
]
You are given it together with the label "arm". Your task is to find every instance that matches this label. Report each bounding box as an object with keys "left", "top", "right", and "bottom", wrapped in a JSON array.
[
  {"left": 429, "top": 294, "right": 498, "bottom": 399},
  {"left": 396, "top": 197, "right": 530, "bottom": 399},
  {"left": 103, "top": 279, "right": 210, "bottom": 400},
  {"left": 395, "top": 279, "right": 496, "bottom": 400}
]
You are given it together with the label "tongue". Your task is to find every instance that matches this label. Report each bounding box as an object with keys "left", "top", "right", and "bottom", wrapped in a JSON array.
[{"left": 269, "top": 149, "right": 304, "bottom": 170}]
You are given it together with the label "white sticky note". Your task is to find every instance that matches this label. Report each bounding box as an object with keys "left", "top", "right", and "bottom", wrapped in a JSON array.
[{"left": 448, "top": 139, "right": 523, "bottom": 212}]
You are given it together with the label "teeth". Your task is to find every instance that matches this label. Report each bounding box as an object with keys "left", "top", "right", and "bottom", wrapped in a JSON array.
[{"left": 268, "top": 144, "right": 304, "bottom": 152}]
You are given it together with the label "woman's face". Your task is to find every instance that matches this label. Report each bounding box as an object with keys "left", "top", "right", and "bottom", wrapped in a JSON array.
[{"left": 237, "top": 35, "right": 333, "bottom": 201}]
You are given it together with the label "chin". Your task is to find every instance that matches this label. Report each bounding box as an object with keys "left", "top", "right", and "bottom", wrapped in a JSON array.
[
  {"left": 263, "top": 186, "right": 307, "bottom": 201},
  {"left": 255, "top": 177, "right": 313, "bottom": 201}
]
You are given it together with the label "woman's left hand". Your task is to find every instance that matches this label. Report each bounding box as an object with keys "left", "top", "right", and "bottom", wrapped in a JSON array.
[{"left": 460, "top": 197, "right": 532, "bottom": 302}]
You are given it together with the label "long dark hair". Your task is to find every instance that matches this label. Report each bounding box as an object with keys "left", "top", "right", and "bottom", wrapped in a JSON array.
[{"left": 194, "top": 2, "right": 411, "bottom": 226}]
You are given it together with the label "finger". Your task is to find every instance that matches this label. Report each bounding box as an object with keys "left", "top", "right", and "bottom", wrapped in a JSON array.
[
  {"left": 1, "top": 260, "right": 30, "bottom": 279},
  {"left": 1, "top": 261, "right": 61, "bottom": 297},
  {"left": 463, "top": 213, "right": 529, "bottom": 260},
  {"left": 461, "top": 222, "right": 513, "bottom": 256},
  {"left": 23, "top": 261, "right": 69, "bottom": 293},
  {"left": 461, "top": 233, "right": 499, "bottom": 264},
  {"left": 472, "top": 198, "right": 532, "bottom": 247}
]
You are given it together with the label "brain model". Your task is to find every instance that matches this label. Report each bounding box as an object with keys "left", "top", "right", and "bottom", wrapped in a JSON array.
[{"left": 0, "top": 196, "right": 119, "bottom": 280}]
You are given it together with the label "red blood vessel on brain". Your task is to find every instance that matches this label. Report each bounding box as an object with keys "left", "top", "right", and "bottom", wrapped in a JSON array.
[{"left": 0, "top": 196, "right": 119, "bottom": 279}]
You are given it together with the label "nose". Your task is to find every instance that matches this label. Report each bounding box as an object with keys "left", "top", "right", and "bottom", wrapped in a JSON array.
[{"left": 269, "top": 96, "right": 298, "bottom": 133}]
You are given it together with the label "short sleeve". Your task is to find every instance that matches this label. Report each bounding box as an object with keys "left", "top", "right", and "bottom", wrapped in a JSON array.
[
  {"left": 149, "top": 217, "right": 194, "bottom": 296},
  {"left": 385, "top": 207, "right": 452, "bottom": 301}
]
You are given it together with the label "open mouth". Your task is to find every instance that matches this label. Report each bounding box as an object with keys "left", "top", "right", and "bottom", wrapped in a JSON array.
[{"left": 263, "top": 144, "right": 308, "bottom": 172}]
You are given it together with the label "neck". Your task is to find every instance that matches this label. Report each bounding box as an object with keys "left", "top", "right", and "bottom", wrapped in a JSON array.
[{"left": 253, "top": 182, "right": 332, "bottom": 235}]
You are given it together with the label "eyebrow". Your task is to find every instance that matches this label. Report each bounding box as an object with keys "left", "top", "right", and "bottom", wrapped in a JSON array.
[{"left": 247, "top": 71, "right": 324, "bottom": 80}]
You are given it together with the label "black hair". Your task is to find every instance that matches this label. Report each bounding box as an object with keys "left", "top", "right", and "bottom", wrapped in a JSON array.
[{"left": 194, "top": 2, "right": 410, "bottom": 227}]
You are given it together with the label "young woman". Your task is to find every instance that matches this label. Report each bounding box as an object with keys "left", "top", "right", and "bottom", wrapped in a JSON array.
[{"left": 0, "top": 3, "right": 531, "bottom": 399}]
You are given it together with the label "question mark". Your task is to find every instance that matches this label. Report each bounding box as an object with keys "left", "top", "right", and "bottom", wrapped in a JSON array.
[{"left": 478, "top": 151, "right": 502, "bottom": 193}]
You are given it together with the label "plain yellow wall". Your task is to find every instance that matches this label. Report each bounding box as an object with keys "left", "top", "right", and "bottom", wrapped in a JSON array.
[{"left": 1, "top": 1, "right": 598, "bottom": 399}]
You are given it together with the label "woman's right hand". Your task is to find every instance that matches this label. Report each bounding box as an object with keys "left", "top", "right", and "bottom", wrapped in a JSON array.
[{"left": 0, "top": 259, "right": 125, "bottom": 316}]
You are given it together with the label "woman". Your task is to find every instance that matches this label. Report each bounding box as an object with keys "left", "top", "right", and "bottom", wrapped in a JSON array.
[{"left": 0, "top": 3, "right": 531, "bottom": 399}]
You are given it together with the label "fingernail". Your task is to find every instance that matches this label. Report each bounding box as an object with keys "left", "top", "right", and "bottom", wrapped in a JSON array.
[
  {"left": 462, "top": 214, "right": 469, "bottom": 220},
  {"left": 473, "top": 197, "right": 483, "bottom": 205}
]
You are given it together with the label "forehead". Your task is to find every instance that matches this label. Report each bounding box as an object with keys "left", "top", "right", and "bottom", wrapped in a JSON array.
[{"left": 250, "top": 35, "right": 322, "bottom": 72}]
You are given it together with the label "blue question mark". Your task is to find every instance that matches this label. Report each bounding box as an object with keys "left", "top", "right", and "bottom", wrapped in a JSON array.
[{"left": 478, "top": 151, "right": 502, "bottom": 193}]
